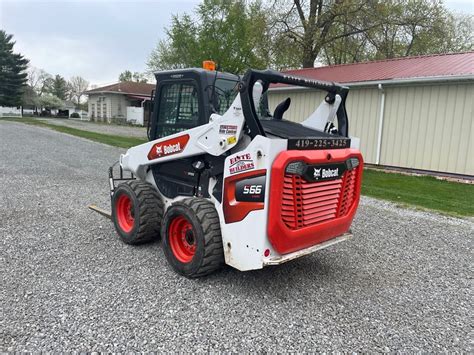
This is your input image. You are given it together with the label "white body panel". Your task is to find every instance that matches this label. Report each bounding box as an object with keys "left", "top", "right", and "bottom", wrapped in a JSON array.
[
  {"left": 121, "top": 95, "right": 246, "bottom": 179},
  {"left": 216, "top": 136, "right": 287, "bottom": 271}
]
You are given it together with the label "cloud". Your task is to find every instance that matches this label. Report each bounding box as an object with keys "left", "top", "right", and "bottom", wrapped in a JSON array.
[
  {"left": 13, "top": 34, "right": 121, "bottom": 85},
  {"left": 1, "top": 0, "right": 201, "bottom": 85},
  {"left": 444, "top": 0, "right": 474, "bottom": 13}
]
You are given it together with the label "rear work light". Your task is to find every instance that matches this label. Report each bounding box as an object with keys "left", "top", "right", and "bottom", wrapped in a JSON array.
[
  {"left": 285, "top": 157, "right": 360, "bottom": 175},
  {"left": 346, "top": 157, "right": 360, "bottom": 170},
  {"left": 285, "top": 161, "right": 306, "bottom": 175}
]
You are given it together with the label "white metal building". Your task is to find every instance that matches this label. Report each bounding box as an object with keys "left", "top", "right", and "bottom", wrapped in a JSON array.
[{"left": 268, "top": 52, "right": 473, "bottom": 176}]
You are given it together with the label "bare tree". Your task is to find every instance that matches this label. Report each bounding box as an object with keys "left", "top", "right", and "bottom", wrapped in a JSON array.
[
  {"left": 273, "top": 0, "right": 473, "bottom": 67},
  {"left": 271, "top": 0, "right": 379, "bottom": 67},
  {"left": 69, "top": 76, "right": 89, "bottom": 106},
  {"left": 27, "top": 66, "right": 53, "bottom": 96}
]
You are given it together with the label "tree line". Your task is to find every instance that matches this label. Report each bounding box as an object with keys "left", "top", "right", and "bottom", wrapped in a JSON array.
[
  {"left": 0, "top": 30, "right": 89, "bottom": 112},
  {"left": 2, "top": 1, "right": 473, "bottom": 109},
  {"left": 23, "top": 67, "right": 89, "bottom": 111},
  {"left": 147, "top": 0, "right": 473, "bottom": 73},
  {"left": 118, "top": 70, "right": 149, "bottom": 83}
]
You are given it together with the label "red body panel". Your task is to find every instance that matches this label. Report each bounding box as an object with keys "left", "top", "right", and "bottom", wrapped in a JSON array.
[
  {"left": 268, "top": 149, "right": 363, "bottom": 254},
  {"left": 223, "top": 169, "right": 267, "bottom": 224}
]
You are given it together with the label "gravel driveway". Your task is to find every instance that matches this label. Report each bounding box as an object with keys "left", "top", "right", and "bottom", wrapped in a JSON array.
[{"left": 0, "top": 121, "right": 472, "bottom": 352}]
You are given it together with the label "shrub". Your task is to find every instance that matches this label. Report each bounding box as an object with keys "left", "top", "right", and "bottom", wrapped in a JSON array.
[{"left": 70, "top": 112, "right": 80, "bottom": 118}]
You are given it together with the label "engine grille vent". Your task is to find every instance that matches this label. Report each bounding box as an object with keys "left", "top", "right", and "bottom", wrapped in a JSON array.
[{"left": 282, "top": 169, "right": 357, "bottom": 230}]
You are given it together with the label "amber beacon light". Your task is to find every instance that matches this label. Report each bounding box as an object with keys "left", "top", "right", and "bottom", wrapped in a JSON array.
[{"left": 202, "top": 60, "right": 216, "bottom": 71}]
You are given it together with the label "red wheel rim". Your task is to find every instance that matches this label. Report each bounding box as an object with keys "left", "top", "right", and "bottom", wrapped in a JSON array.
[
  {"left": 168, "top": 216, "right": 196, "bottom": 263},
  {"left": 116, "top": 194, "right": 135, "bottom": 233}
]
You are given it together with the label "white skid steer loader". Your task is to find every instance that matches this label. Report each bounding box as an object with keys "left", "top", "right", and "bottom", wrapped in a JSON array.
[{"left": 92, "top": 62, "right": 363, "bottom": 278}]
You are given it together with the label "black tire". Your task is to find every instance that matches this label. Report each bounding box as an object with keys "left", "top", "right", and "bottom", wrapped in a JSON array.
[
  {"left": 161, "top": 198, "right": 224, "bottom": 278},
  {"left": 111, "top": 180, "right": 164, "bottom": 245}
]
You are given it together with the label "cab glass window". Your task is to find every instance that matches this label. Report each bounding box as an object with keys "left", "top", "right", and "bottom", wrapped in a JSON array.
[
  {"left": 155, "top": 82, "right": 200, "bottom": 138},
  {"left": 214, "top": 78, "right": 238, "bottom": 115}
]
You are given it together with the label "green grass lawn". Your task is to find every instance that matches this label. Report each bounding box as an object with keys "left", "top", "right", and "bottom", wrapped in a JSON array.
[
  {"left": 0, "top": 117, "right": 147, "bottom": 148},
  {"left": 2, "top": 116, "right": 472, "bottom": 217},
  {"left": 362, "top": 169, "right": 473, "bottom": 217}
]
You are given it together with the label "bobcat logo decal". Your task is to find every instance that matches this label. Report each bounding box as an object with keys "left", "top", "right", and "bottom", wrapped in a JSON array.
[{"left": 313, "top": 168, "right": 321, "bottom": 179}]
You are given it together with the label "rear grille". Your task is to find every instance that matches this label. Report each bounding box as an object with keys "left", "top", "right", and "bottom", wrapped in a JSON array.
[
  {"left": 282, "top": 169, "right": 357, "bottom": 230},
  {"left": 338, "top": 168, "right": 357, "bottom": 217}
]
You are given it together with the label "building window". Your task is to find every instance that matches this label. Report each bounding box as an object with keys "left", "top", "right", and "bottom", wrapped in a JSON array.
[
  {"left": 102, "top": 103, "right": 107, "bottom": 118},
  {"left": 91, "top": 104, "right": 95, "bottom": 118}
]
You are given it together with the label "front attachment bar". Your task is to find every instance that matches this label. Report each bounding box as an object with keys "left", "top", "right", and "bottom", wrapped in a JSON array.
[
  {"left": 108, "top": 161, "right": 135, "bottom": 198},
  {"left": 88, "top": 205, "right": 112, "bottom": 219}
]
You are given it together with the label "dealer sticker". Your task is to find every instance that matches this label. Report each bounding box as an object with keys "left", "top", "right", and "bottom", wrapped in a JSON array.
[{"left": 219, "top": 124, "right": 238, "bottom": 135}]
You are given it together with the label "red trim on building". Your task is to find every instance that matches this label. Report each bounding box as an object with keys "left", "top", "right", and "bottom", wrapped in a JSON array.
[{"left": 275, "top": 52, "right": 473, "bottom": 85}]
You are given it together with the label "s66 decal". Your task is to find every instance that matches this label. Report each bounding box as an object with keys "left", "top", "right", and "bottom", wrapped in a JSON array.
[{"left": 235, "top": 175, "right": 266, "bottom": 202}]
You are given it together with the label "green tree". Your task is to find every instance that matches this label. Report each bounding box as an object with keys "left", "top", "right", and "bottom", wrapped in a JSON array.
[
  {"left": 119, "top": 70, "right": 133, "bottom": 81},
  {"left": 50, "top": 74, "right": 68, "bottom": 100},
  {"left": 147, "top": 0, "right": 272, "bottom": 74},
  {"left": 0, "top": 30, "right": 29, "bottom": 106},
  {"left": 21, "top": 85, "right": 38, "bottom": 108},
  {"left": 119, "top": 70, "right": 148, "bottom": 83}
]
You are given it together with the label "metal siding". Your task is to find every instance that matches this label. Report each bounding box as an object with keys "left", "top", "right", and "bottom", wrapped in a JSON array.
[
  {"left": 269, "top": 81, "right": 473, "bottom": 175},
  {"left": 347, "top": 88, "right": 380, "bottom": 163},
  {"left": 456, "top": 85, "right": 473, "bottom": 174},
  {"left": 381, "top": 83, "right": 473, "bottom": 175}
]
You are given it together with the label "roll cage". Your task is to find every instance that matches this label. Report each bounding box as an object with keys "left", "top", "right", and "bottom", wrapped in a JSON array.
[
  {"left": 239, "top": 69, "right": 350, "bottom": 139},
  {"left": 148, "top": 68, "right": 350, "bottom": 142}
]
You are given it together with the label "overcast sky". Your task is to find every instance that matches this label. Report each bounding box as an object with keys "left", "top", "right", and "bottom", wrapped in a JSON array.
[{"left": 1, "top": 0, "right": 472, "bottom": 87}]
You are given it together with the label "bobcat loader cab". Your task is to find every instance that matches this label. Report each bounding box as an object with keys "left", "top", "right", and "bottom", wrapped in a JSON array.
[{"left": 104, "top": 62, "right": 363, "bottom": 278}]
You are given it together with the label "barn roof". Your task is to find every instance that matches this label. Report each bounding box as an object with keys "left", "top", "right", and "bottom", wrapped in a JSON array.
[
  {"left": 85, "top": 81, "right": 155, "bottom": 96},
  {"left": 282, "top": 52, "right": 474, "bottom": 85}
]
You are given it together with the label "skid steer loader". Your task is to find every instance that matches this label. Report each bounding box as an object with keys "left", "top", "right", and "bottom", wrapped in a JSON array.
[{"left": 98, "top": 62, "right": 363, "bottom": 278}]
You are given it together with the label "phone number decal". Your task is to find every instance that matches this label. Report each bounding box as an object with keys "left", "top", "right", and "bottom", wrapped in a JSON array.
[{"left": 288, "top": 138, "right": 350, "bottom": 150}]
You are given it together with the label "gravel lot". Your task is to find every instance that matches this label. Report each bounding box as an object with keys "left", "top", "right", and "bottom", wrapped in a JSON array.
[
  {"left": 37, "top": 117, "right": 148, "bottom": 138},
  {"left": 1, "top": 121, "right": 472, "bottom": 352}
]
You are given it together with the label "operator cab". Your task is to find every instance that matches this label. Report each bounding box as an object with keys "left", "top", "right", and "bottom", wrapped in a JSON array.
[
  {"left": 149, "top": 68, "right": 240, "bottom": 141},
  {"left": 149, "top": 67, "right": 350, "bottom": 145}
]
